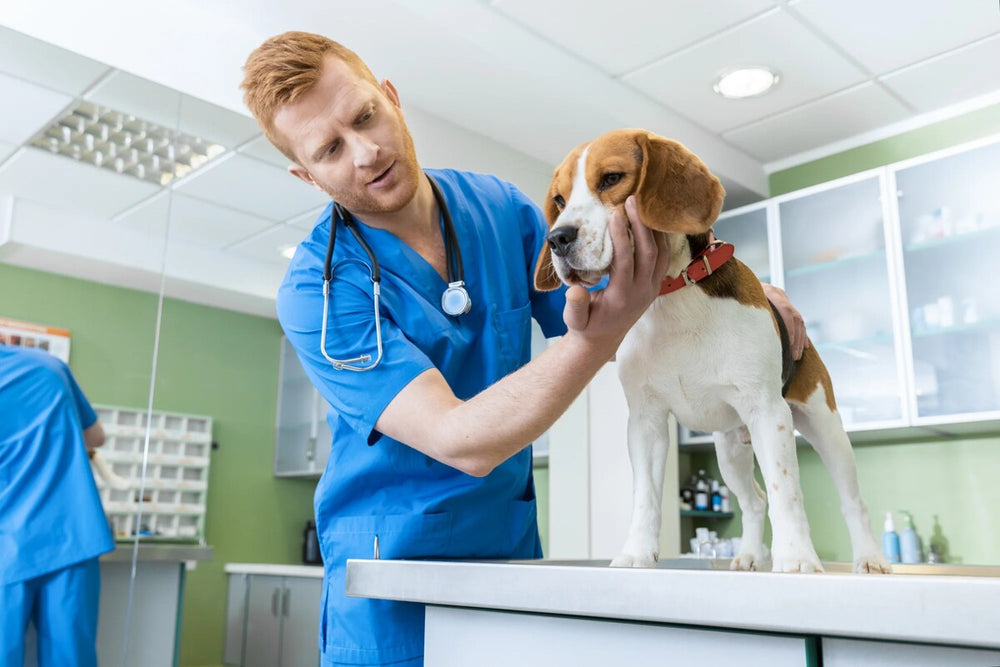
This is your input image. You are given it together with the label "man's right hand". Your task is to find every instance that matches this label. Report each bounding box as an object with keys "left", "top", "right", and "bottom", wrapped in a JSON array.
[{"left": 562, "top": 195, "right": 670, "bottom": 354}]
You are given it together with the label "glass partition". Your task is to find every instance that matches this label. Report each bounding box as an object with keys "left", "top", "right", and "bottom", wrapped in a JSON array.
[{"left": 0, "top": 25, "right": 176, "bottom": 666}]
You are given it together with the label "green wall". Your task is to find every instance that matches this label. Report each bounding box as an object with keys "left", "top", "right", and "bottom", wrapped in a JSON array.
[
  {"left": 769, "top": 102, "right": 1000, "bottom": 195},
  {"left": 0, "top": 263, "right": 316, "bottom": 666},
  {"left": 684, "top": 101, "right": 1000, "bottom": 566},
  {"left": 691, "top": 434, "right": 1000, "bottom": 565}
]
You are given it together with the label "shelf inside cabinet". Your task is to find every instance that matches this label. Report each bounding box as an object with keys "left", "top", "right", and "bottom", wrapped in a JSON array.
[
  {"left": 784, "top": 249, "right": 883, "bottom": 279},
  {"left": 680, "top": 510, "right": 734, "bottom": 520},
  {"left": 903, "top": 224, "right": 1000, "bottom": 253},
  {"left": 910, "top": 316, "right": 999, "bottom": 338}
]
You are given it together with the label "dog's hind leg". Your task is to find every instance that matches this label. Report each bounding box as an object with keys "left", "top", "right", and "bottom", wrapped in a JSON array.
[
  {"left": 610, "top": 406, "right": 672, "bottom": 568},
  {"left": 714, "top": 427, "right": 769, "bottom": 570},
  {"left": 791, "top": 392, "right": 891, "bottom": 574}
]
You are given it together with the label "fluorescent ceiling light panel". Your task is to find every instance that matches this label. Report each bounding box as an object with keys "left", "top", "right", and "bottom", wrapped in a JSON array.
[{"left": 29, "top": 100, "right": 225, "bottom": 186}]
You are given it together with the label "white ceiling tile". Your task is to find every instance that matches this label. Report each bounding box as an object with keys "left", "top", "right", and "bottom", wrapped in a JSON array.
[
  {"left": 177, "top": 95, "right": 262, "bottom": 149},
  {"left": 172, "top": 153, "right": 330, "bottom": 221},
  {"left": 84, "top": 70, "right": 181, "bottom": 128},
  {"left": 492, "top": 0, "right": 777, "bottom": 75},
  {"left": 165, "top": 194, "right": 275, "bottom": 248},
  {"left": 286, "top": 205, "right": 329, "bottom": 231},
  {"left": 792, "top": 0, "right": 1000, "bottom": 74},
  {"left": 113, "top": 190, "right": 170, "bottom": 238},
  {"left": 723, "top": 83, "right": 911, "bottom": 162},
  {"left": 0, "top": 139, "right": 16, "bottom": 164},
  {"left": 0, "top": 147, "right": 160, "bottom": 218},
  {"left": 238, "top": 134, "right": 292, "bottom": 169},
  {"left": 622, "top": 8, "right": 868, "bottom": 132},
  {"left": 226, "top": 224, "right": 307, "bottom": 266},
  {"left": 880, "top": 35, "right": 1000, "bottom": 112},
  {"left": 0, "top": 72, "right": 72, "bottom": 144},
  {"left": 0, "top": 25, "right": 110, "bottom": 96}
]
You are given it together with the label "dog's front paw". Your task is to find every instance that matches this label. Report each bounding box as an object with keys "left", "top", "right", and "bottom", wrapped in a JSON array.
[
  {"left": 730, "top": 546, "right": 769, "bottom": 571},
  {"left": 854, "top": 555, "right": 892, "bottom": 574},
  {"left": 610, "top": 552, "right": 658, "bottom": 568},
  {"left": 771, "top": 552, "right": 824, "bottom": 573}
]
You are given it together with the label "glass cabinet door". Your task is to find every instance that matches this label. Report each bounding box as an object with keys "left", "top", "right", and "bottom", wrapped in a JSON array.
[
  {"left": 894, "top": 139, "right": 1000, "bottom": 421},
  {"left": 714, "top": 204, "right": 771, "bottom": 282},
  {"left": 778, "top": 174, "right": 907, "bottom": 429}
]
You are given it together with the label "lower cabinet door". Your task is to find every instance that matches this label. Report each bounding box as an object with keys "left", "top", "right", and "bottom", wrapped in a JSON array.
[
  {"left": 279, "top": 577, "right": 323, "bottom": 667},
  {"left": 822, "top": 638, "right": 1000, "bottom": 666},
  {"left": 243, "top": 575, "right": 283, "bottom": 667}
]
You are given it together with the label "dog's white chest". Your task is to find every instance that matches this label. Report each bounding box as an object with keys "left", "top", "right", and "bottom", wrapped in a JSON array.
[{"left": 616, "top": 289, "right": 782, "bottom": 433}]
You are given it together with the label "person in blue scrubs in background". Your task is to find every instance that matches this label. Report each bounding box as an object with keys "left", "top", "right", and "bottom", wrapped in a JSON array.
[
  {"left": 0, "top": 345, "right": 114, "bottom": 667},
  {"left": 241, "top": 32, "right": 806, "bottom": 667}
]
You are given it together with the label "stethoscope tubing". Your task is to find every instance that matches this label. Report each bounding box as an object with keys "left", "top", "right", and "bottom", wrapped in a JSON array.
[{"left": 319, "top": 174, "right": 468, "bottom": 372}]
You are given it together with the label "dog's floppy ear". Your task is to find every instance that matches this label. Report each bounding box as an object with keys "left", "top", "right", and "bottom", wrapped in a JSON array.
[
  {"left": 533, "top": 160, "right": 575, "bottom": 292},
  {"left": 534, "top": 187, "right": 563, "bottom": 291},
  {"left": 635, "top": 133, "right": 725, "bottom": 234},
  {"left": 533, "top": 241, "right": 563, "bottom": 292}
]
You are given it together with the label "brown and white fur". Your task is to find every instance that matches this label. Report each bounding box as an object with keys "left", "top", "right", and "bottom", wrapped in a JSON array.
[{"left": 534, "top": 129, "right": 889, "bottom": 574}]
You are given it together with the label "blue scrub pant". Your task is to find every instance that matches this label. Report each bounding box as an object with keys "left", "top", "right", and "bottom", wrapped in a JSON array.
[{"left": 1, "top": 558, "right": 101, "bottom": 667}]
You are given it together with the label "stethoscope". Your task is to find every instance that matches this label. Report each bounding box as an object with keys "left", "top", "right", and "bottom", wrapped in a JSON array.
[{"left": 319, "top": 174, "right": 471, "bottom": 372}]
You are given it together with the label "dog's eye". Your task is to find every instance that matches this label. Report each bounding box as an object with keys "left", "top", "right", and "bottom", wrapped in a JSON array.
[
  {"left": 553, "top": 194, "right": 566, "bottom": 211},
  {"left": 599, "top": 172, "right": 625, "bottom": 190}
]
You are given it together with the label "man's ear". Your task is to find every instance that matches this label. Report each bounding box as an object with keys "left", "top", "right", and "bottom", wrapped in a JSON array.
[
  {"left": 381, "top": 79, "right": 401, "bottom": 108},
  {"left": 289, "top": 164, "right": 320, "bottom": 191}
]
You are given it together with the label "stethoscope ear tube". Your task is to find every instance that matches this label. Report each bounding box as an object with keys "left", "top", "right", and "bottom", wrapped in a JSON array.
[{"left": 320, "top": 173, "right": 471, "bottom": 371}]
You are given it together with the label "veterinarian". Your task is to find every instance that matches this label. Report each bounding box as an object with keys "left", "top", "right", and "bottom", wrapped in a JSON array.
[
  {"left": 241, "top": 31, "right": 806, "bottom": 667},
  {"left": 0, "top": 345, "right": 114, "bottom": 667}
]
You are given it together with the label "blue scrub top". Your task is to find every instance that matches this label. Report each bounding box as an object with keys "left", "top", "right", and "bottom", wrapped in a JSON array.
[
  {"left": 0, "top": 347, "right": 114, "bottom": 584},
  {"left": 277, "top": 169, "right": 567, "bottom": 665}
]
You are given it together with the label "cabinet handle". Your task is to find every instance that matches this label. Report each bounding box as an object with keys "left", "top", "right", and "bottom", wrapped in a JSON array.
[
  {"left": 282, "top": 587, "right": 291, "bottom": 617},
  {"left": 271, "top": 587, "right": 280, "bottom": 616}
]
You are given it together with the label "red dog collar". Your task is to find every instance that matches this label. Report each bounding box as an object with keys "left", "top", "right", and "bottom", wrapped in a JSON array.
[{"left": 659, "top": 239, "right": 735, "bottom": 296}]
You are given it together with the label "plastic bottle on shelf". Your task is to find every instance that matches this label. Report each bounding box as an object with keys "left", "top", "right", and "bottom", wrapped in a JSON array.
[
  {"left": 898, "top": 510, "right": 922, "bottom": 564},
  {"left": 680, "top": 474, "right": 697, "bottom": 510},
  {"left": 710, "top": 480, "right": 722, "bottom": 512},
  {"left": 694, "top": 470, "right": 710, "bottom": 511},
  {"left": 882, "top": 511, "right": 901, "bottom": 564},
  {"left": 719, "top": 485, "right": 731, "bottom": 513}
]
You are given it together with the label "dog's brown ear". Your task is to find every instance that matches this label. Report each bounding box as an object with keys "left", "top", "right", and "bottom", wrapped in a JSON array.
[
  {"left": 533, "top": 241, "right": 563, "bottom": 291},
  {"left": 635, "top": 133, "right": 725, "bottom": 234}
]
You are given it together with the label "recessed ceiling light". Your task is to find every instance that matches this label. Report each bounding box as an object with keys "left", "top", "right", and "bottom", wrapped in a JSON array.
[
  {"left": 280, "top": 244, "right": 297, "bottom": 260},
  {"left": 713, "top": 67, "right": 779, "bottom": 99},
  {"left": 29, "top": 101, "right": 226, "bottom": 186}
]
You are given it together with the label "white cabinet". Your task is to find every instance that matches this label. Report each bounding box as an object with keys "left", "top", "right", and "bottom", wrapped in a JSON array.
[
  {"left": 676, "top": 135, "right": 1000, "bottom": 444},
  {"left": 777, "top": 171, "right": 909, "bottom": 430},
  {"left": 225, "top": 571, "right": 322, "bottom": 667},
  {"left": 893, "top": 139, "right": 1000, "bottom": 425},
  {"left": 274, "top": 337, "right": 331, "bottom": 477},
  {"left": 714, "top": 203, "right": 773, "bottom": 282}
]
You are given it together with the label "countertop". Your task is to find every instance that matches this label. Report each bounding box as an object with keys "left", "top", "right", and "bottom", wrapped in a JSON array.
[
  {"left": 225, "top": 562, "right": 324, "bottom": 578},
  {"left": 345, "top": 558, "right": 1000, "bottom": 650},
  {"left": 101, "top": 542, "right": 214, "bottom": 563}
]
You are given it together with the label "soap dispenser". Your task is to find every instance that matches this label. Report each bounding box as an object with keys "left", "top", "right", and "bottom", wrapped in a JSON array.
[
  {"left": 882, "top": 511, "right": 901, "bottom": 564},
  {"left": 898, "top": 511, "right": 922, "bottom": 564}
]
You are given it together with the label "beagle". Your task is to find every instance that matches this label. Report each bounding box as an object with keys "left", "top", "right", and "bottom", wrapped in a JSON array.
[{"left": 535, "top": 129, "right": 889, "bottom": 574}]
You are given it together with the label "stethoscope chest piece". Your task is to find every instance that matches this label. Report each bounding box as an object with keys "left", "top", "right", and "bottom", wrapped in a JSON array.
[{"left": 442, "top": 281, "right": 472, "bottom": 316}]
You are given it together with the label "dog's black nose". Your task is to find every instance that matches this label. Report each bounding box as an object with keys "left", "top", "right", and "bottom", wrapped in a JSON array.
[{"left": 546, "top": 226, "right": 578, "bottom": 257}]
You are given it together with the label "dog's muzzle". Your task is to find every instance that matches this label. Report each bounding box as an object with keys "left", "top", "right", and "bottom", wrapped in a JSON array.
[{"left": 546, "top": 226, "right": 578, "bottom": 257}]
